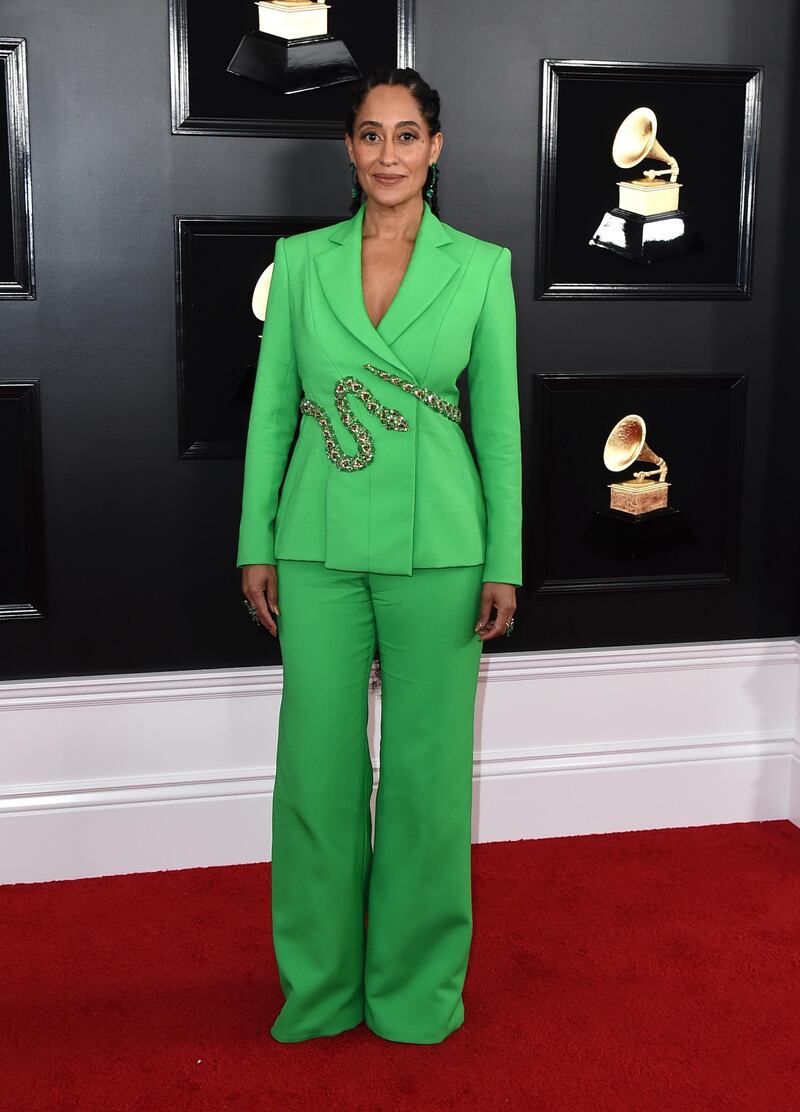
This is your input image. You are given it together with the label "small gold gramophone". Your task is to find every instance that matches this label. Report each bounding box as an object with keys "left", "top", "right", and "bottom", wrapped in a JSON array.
[
  {"left": 590, "top": 106, "right": 701, "bottom": 263},
  {"left": 603, "top": 414, "right": 670, "bottom": 515}
]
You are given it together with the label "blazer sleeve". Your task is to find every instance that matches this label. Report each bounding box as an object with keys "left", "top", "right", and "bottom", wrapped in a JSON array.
[
  {"left": 236, "top": 236, "right": 301, "bottom": 567},
  {"left": 465, "top": 245, "right": 523, "bottom": 586}
]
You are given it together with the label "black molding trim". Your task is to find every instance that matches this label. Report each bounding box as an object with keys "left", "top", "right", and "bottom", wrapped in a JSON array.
[{"left": 1, "top": 38, "right": 35, "bottom": 299}]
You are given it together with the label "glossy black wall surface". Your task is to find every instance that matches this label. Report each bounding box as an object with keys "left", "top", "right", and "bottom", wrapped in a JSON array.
[{"left": 1, "top": 0, "right": 798, "bottom": 680}]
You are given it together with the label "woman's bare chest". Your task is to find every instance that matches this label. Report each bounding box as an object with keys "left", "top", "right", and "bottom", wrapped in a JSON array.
[{"left": 361, "top": 237, "right": 415, "bottom": 329}]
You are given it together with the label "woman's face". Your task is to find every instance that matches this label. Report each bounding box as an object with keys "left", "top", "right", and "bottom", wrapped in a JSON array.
[{"left": 345, "top": 84, "right": 443, "bottom": 210}]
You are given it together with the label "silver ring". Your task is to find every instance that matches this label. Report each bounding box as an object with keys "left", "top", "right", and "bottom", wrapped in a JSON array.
[
  {"left": 505, "top": 617, "right": 515, "bottom": 637},
  {"left": 242, "top": 599, "right": 260, "bottom": 625}
]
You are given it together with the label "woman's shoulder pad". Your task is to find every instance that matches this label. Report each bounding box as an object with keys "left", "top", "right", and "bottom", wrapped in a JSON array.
[{"left": 439, "top": 220, "right": 509, "bottom": 263}]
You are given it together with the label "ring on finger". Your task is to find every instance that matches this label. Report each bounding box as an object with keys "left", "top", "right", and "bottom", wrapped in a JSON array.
[{"left": 242, "top": 598, "right": 261, "bottom": 625}]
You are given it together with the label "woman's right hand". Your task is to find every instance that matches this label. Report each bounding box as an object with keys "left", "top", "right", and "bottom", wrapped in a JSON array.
[{"left": 241, "top": 563, "right": 280, "bottom": 637}]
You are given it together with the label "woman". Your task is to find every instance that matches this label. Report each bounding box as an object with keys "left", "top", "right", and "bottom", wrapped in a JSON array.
[{"left": 238, "top": 66, "right": 522, "bottom": 1045}]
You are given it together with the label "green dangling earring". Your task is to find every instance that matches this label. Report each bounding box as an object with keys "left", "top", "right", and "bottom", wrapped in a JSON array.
[
  {"left": 349, "top": 160, "right": 361, "bottom": 201},
  {"left": 424, "top": 161, "right": 439, "bottom": 203}
]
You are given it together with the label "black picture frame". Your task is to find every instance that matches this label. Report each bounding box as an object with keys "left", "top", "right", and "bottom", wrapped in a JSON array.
[
  {"left": 530, "top": 372, "right": 747, "bottom": 594},
  {"left": 175, "top": 214, "right": 336, "bottom": 459},
  {"left": 0, "top": 382, "right": 46, "bottom": 619},
  {"left": 535, "top": 60, "right": 763, "bottom": 299},
  {"left": 1, "top": 38, "right": 34, "bottom": 299},
  {"left": 169, "top": 0, "right": 416, "bottom": 137}
]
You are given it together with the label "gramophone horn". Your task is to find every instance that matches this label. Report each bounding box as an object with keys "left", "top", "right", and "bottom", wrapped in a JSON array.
[
  {"left": 251, "top": 260, "right": 274, "bottom": 322},
  {"left": 603, "top": 414, "right": 668, "bottom": 481},
  {"left": 611, "top": 107, "right": 679, "bottom": 182}
]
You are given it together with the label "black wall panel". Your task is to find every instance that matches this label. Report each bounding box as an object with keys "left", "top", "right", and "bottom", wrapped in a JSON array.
[{"left": 0, "top": 0, "right": 798, "bottom": 680}]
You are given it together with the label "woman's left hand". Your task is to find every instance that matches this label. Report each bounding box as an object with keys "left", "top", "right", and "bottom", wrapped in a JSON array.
[{"left": 474, "top": 582, "right": 517, "bottom": 641}]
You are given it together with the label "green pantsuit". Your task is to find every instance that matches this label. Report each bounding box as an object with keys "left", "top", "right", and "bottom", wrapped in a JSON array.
[
  {"left": 270, "top": 558, "right": 485, "bottom": 1043},
  {"left": 236, "top": 200, "right": 523, "bottom": 1044}
]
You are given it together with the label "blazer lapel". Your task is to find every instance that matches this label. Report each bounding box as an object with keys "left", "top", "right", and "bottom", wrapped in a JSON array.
[
  {"left": 313, "top": 202, "right": 459, "bottom": 383},
  {"left": 377, "top": 203, "right": 458, "bottom": 347}
]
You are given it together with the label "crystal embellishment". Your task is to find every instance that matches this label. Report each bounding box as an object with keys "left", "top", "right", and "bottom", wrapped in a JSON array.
[{"left": 299, "top": 362, "right": 462, "bottom": 472}]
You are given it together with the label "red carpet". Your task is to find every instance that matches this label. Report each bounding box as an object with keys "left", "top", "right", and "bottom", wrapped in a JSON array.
[{"left": 3, "top": 821, "right": 798, "bottom": 1111}]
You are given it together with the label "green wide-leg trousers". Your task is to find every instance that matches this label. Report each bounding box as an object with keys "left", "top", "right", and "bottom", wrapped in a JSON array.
[{"left": 269, "top": 557, "right": 486, "bottom": 1044}]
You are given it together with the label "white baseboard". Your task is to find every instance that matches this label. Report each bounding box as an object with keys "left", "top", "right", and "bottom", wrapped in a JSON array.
[{"left": 1, "top": 638, "right": 798, "bottom": 884}]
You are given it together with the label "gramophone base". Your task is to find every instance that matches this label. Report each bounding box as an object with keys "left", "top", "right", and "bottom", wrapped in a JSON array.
[
  {"left": 583, "top": 506, "right": 692, "bottom": 561},
  {"left": 589, "top": 208, "right": 702, "bottom": 264},
  {"left": 609, "top": 480, "right": 670, "bottom": 515},
  {"left": 227, "top": 31, "right": 361, "bottom": 95}
]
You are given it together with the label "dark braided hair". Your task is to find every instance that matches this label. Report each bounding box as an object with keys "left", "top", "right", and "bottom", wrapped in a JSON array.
[{"left": 345, "top": 67, "right": 442, "bottom": 217}]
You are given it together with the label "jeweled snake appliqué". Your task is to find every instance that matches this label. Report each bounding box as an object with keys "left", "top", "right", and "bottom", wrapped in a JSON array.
[{"left": 299, "top": 362, "right": 462, "bottom": 472}]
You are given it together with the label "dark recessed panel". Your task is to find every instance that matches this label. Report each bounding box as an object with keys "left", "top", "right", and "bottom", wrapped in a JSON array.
[
  {"left": 175, "top": 215, "right": 336, "bottom": 459},
  {"left": 0, "top": 383, "right": 45, "bottom": 618},
  {"left": 530, "top": 372, "right": 747, "bottom": 593},
  {"left": 536, "top": 60, "right": 762, "bottom": 299},
  {"left": 170, "top": 0, "right": 415, "bottom": 137}
]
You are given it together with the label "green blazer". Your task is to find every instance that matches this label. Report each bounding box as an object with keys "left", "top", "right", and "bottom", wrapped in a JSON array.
[{"left": 236, "top": 200, "right": 523, "bottom": 585}]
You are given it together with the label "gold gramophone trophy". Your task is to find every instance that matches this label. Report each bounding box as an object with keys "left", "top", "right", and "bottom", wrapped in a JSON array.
[
  {"left": 228, "top": 0, "right": 361, "bottom": 96},
  {"left": 589, "top": 107, "right": 701, "bottom": 263},
  {"left": 231, "top": 258, "right": 276, "bottom": 408},
  {"left": 252, "top": 260, "right": 274, "bottom": 330},
  {"left": 603, "top": 414, "right": 670, "bottom": 515}
]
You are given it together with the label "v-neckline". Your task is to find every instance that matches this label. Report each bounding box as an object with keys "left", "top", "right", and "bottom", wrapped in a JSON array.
[{"left": 359, "top": 202, "right": 427, "bottom": 335}]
